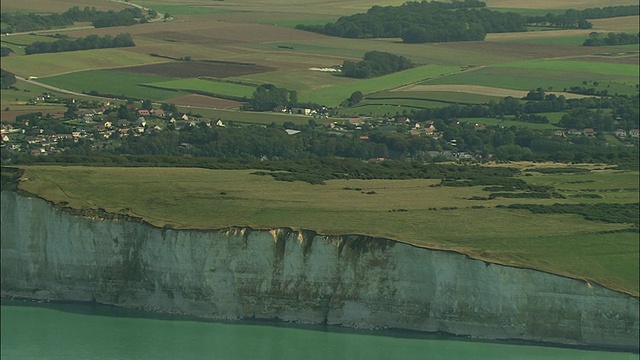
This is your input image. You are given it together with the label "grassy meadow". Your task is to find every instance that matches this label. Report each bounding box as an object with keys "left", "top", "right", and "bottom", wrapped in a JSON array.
[
  {"left": 38, "top": 70, "right": 185, "bottom": 101},
  {"left": 12, "top": 165, "right": 639, "bottom": 295}
]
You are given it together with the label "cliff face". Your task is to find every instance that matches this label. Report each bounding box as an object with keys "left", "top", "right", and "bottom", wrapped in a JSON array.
[{"left": 1, "top": 191, "right": 638, "bottom": 351}]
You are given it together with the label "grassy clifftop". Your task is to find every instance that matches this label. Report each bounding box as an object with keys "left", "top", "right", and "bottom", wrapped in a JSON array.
[{"left": 2, "top": 163, "right": 638, "bottom": 296}]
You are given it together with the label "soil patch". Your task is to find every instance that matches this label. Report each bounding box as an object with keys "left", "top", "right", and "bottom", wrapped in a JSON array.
[
  {"left": 163, "top": 94, "right": 244, "bottom": 109},
  {"left": 117, "top": 61, "right": 274, "bottom": 78}
]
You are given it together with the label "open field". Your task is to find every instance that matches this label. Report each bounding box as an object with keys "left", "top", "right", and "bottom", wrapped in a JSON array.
[
  {"left": 12, "top": 165, "right": 638, "bottom": 295},
  {"left": 38, "top": 70, "right": 185, "bottom": 101},
  {"left": 0, "top": 49, "right": 169, "bottom": 78},
  {"left": 423, "top": 62, "right": 639, "bottom": 95}
]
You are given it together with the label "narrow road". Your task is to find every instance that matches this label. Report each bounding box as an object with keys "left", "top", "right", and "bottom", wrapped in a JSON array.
[{"left": 16, "top": 76, "right": 111, "bottom": 100}]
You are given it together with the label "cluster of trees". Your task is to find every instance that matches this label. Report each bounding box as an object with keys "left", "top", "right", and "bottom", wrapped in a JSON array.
[
  {"left": 583, "top": 32, "right": 639, "bottom": 46},
  {"left": 296, "top": 1, "right": 526, "bottom": 43},
  {"left": 249, "top": 84, "right": 298, "bottom": 111},
  {"left": 1, "top": 6, "right": 147, "bottom": 33},
  {"left": 1, "top": 47, "right": 13, "bottom": 57},
  {"left": 24, "top": 33, "right": 135, "bottom": 55},
  {"left": 342, "top": 51, "right": 413, "bottom": 78},
  {"left": 0, "top": 69, "right": 16, "bottom": 89}
]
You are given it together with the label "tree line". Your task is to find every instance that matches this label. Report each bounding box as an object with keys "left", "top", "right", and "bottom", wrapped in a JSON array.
[
  {"left": 24, "top": 33, "right": 135, "bottom": 55},
  {"left": 409, "top": 91, "right": 639, "bottom": 131},
  {"left": 296, "top": 2, "right": 639, "bottom": 42},
  {"left": 342, "top": 51, "right": 413, "bottom": 79},
  {"left": 1, "top": 6, "right": 147, "bottom": 33},
  {"left": 296, "top": 1, "right": 526, "bottom": 43},
  {"left": 526, "top": 5, "right": 639, "bottom": 30},
  {"left": 583, "top": 32, "right": 639, "bottom": 46}
]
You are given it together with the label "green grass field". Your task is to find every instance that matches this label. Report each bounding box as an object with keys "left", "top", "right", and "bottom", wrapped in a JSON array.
[
  {"left": 423, "top": 63, "right": 639, "bottom": 95},
  {"left": 12, "top": 165, "right": 638, "bottom": 295},
  {"left": 38, "top": 70, "right": 186, "bottom": 101}
]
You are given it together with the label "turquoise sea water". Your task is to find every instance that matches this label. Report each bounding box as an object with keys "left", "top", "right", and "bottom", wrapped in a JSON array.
[{"left": 1, "top": 302, "right": 637, "bottom": 360}]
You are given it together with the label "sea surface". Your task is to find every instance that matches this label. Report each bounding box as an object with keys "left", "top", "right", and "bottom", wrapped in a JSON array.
[{"left": 1, "top": 301, "right": 637, "bottom": 360}]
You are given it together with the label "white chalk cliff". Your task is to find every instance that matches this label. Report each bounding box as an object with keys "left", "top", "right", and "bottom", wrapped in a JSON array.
[{"left": 1, "top": 191, "right": 638, "bottom": 351}]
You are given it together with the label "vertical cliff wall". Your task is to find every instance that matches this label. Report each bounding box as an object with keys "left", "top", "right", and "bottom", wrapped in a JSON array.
[{"left": 1, "top": 191, "right": 638, "bottom": 351}]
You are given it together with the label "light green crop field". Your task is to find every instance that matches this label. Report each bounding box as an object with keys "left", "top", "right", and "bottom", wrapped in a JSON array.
[
  {"left": 423, "top": 64, "right": 639, "bottom": 95},
  {"left": 38, "top": 70, "right": 185, "bottom": 101},
  {"left": 13, "top": 165, "right": 639, "bottom": 295},
  {"left": 0, "top": 49, "right": 168, "bottom": 78},
  {"left": 150, "top": 79, "right": 257, "bottom": 99}
]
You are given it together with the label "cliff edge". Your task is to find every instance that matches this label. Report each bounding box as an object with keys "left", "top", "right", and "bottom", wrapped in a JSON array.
[{"left": 1, "top": 191, "right": 638, "bottom": 351}]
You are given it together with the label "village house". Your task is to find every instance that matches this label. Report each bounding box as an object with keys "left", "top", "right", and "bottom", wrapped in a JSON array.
[
  {"left": 151, "top": 109, "right": 165, "bottom": 118},
  {"left": 138, "top": 109, "right": 150, "bottom": 117},
  {"left": 582, "top": 128, "right": 595, "bottom": 136},
  {"left": 348, "top": 117, "right": 363, "bottom": 126},
  {"left": 613, "top": 129, "right": 627, "bottom": 138},
  {"left": 630, "top": 129, "right": 640, "bottom": 138},
  {"left": 554, "top": 130, "right": 566, "bottom": 137}
]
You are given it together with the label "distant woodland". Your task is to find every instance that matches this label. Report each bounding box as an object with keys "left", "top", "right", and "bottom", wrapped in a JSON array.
[
  {"left": 296, "top": 2, "right": 639, "bottom": 43},
  {"left": 1, "top": 6, "right": 148, "bottom": 33},
  {"left": 583, "top": 32, "right": 640, "bottom": 46}
]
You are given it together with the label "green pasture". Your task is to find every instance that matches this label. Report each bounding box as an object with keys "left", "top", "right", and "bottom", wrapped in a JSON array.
[
  {"left": 0, "top": 49, "right": 168, "bottom": 78},
  {"left": 500, "top": 59, "right": 639, "bottom": 77},
  {"left": 149, "top": 78, "right": 256, "bottom": 99},
  {"left": 424, "top": 64, "right": 639, "bottom": 95},
  {"left": 38, "top": 70, "right": 185, "bottom": 101},
  {"left": 459, "top": 116, "right": 562, "bottom": 130},
  {"left": 13, "top": 165, "right": 638, "bottom": 295},
  {"left": 300, "top": 65, "right": 461, "bottom": 107}
]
